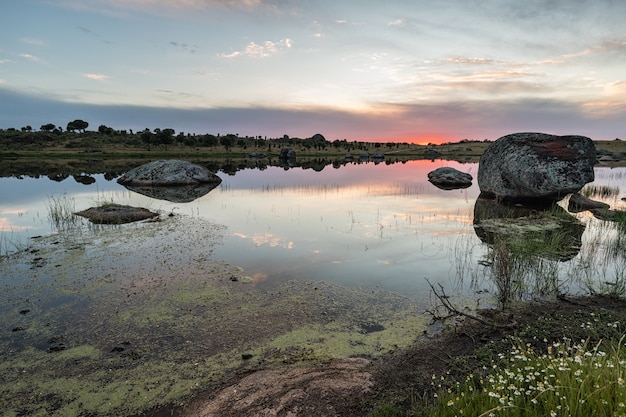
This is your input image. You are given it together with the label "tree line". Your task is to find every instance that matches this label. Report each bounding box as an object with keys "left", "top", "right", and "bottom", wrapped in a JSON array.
[{"left": 1, "top": 120, "right": 414, "bottom": 153}]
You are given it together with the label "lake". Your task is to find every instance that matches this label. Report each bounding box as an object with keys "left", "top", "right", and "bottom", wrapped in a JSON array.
[{"left": 0, "top": 159, "right": 625, "bottom": 416}]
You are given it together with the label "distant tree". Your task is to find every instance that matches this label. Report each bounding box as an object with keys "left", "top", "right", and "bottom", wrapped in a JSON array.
[
  {"left": 40, "top": 123, "right": 56, "bottom": 132},
  {"left": 140, "top": 128, "right": 153, "bottom": 148},
  {"left": 21, "top": 125, "right": 32, "bottom": 132},
  {"left": 67, "top": 119, "right": 88, "bottom": 133},
  {"left": 311, "top": 133, "right": 327, "bottom": 143},
  {"left": 98, "top": 124, "right": 114, "bottom": 135},
  {"left": 157, "top": 128, "right": 175, "bottom": 148},
  {"left": 220, "top": 135, "right": 234, "bottom": 150},
  {"left": 202, "top": 134, "right": 218, "bottom": 147}
]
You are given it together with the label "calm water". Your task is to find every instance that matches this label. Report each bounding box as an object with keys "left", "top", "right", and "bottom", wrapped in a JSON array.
[
  {"left": 1, "top": 159, "right": 625, "bottom": 416},
  {"left": 1, "top": 160, "right": 624, "bottom": 299}
]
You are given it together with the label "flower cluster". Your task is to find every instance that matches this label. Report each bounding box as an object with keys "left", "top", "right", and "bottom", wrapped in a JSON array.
[{"left": 431, "top": 335, "right": 626, "bottom": 417}]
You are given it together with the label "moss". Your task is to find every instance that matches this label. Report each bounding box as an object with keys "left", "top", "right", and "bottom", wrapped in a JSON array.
[{"left": 0, "top": 215, "right": 431, "bottom": 416}]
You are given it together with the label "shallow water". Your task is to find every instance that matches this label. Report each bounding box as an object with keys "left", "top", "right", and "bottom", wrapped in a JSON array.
[
  {"left": 2, "top": 160, "right": 483, "bottom": 296},
  {"left": 0, "top": 160, "right": 625, "bottom": 416}
]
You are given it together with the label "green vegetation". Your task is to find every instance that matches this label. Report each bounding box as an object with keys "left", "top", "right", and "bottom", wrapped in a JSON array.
[
  {"left": 426, "top": 336, "right": 626, "bottom": 417},
  {"left": 46, "top": 193, "right": 80, "bottom": 232}
]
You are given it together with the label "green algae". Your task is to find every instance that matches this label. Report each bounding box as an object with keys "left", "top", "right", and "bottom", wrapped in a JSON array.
[{"left": 0, "top": 214, "right": 430, "bottom": 416}]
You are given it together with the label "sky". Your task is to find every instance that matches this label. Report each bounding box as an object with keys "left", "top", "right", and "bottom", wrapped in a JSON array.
[{"left": 1, "top": 0, "right": 625, "bottom": 143}]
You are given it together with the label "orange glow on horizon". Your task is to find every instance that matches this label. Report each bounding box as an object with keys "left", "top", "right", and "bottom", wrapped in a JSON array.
[{"left": 358, "top": 135, "right": 456, "bottom": 145}]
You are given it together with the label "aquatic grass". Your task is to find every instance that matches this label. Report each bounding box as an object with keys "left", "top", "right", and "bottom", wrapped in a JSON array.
[
  {"left": 46, "top": 193, "right": 81, "bottom": 232},
  {"left": 581, "top": 184, "right": 621, "bottom": 199},
  {"left": 0, "top": 229, "right": 23, "bottom": 258},
  {"left": 481, "top": 231, "right": 569, "bottom": 308},
  {"left": 427, "top": 335, "right": 626, "bottom": 417}
]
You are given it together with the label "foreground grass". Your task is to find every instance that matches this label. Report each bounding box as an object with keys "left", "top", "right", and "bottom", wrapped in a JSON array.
[
  {"left": 366, "top": 301, "right": 626, "bottom": 417},
  {"left": 427, "top": 336, "right": 626, "bottom": 417}
]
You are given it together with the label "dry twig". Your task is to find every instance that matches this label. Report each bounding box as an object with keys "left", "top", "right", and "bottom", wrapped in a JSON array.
[{"left": 425, "top": 279, "right": 517, "bottom": 329}]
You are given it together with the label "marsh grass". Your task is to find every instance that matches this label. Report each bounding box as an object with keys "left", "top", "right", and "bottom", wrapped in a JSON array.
[
  {"left": 46, "top": 193, "right": 81, "bottom": 232},
  {"left": 577, "top": 215, "right": 626, "bottom": 297},
  {"left": 581, "top": 184, "right": 621, "bottom": 199},
  {"left": 0, "top": 229, "right": 23, "bottom": 258},
  {"left": 481, "top": 231, "right": 568, "bottom": 308},
  {"left": 426, "top": 336, "right": 626, "bottom": 417}
]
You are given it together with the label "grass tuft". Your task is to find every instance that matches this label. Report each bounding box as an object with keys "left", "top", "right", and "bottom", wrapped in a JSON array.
[{"left": 46, "top": 193, "right": 80, "bottom": 232}]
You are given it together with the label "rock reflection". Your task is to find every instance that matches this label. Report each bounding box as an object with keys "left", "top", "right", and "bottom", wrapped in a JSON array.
[
  {"left": 473, "top": 196, "right": 585, "bottom": 262},
  {"left": 120, "top": 182, "right": 221, "bottom": 203}
]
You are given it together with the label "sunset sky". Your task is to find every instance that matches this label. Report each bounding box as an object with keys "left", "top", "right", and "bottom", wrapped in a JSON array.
[{"left": 1, "top": 0, "right": 625, "bottom": 143}]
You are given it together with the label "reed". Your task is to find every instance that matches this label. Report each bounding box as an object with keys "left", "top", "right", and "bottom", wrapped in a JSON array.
[
  {"left": 480, "top": 230, "right": 568, "bottom": 308},
  {"left": 580, "top": 184, "right": 621, "bottom": 199},
  {"left": 46, "top": 193, "right": 80, "bottom": 232}
]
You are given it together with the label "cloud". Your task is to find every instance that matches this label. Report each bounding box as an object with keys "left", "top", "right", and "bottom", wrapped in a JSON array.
[
  {"left": 20, "top": 38, "right": 45, "bottom": 46},
  {"left": 57, "top": 0, "right": 279, "bottom": 16},
  {"left": 1, "top": 85, "right": 623, "bottom": 143},
  {"left": 169, "top": 41, "right": 199, "bottom": 54},
  {"left": 387, "top": 18, "right": 407, "bottom": 27},
  {"left": 446, "top": 57, "right": 496, "bottom": 65},
  {"left": 19, "top": 53, "right": 39, "bottom": 62},
  {"left": 84, "top": 73, "right": 110, "bottom": 81},
  {"left": 219, "top": 38, "right": 293, "bottom": 58}
]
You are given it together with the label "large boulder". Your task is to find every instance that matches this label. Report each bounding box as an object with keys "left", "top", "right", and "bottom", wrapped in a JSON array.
[
  {"left": 117, "top": 160, "right": 222, "bottom": 202},
  {"left": 427, "top": 167, "right": 473, "bottom": 190},
  {"left": 477, "top": 132, "right": 596, "bottom": 202},
  {"left": 117, "top": 160, "right": 222, "bottom": 186}
]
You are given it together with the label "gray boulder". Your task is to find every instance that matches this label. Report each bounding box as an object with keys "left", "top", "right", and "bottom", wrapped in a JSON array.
[
  {"left": 424, "top": 149, "right": 441, "bottom": 159},
  {"left": 75, "top": 204, "right": 159, "bottom": 224},
  {"left": 117, "top": 160, "right": 222, "bottom": 203},
  {"left": 427, "top": 167, "right": 473, "bottom": 190},
  {"left": 279, "top": 148, "right": 296, "bottom": 160},
  {"left": 477, "top": 132, "right": 596, "bottom": 202},
  {"left": 117, "top": 160, "right": 222, "bottom": 186}
]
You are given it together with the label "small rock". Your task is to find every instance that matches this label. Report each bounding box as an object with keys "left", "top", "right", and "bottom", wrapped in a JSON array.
[
  {"left": 568, "top": 193, "right": 610, "bottom": 213},
  {"left": 428, "top": 167, "right": 473, "bottom": 190},
  {"left": 74, "top": 204, "right": 159, "bottom": 224}
]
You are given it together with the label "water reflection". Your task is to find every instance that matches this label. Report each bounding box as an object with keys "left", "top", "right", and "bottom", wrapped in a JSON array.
[
  {"left": 473, "top": 196, "right": 585, "bottom": 261},
  {"left": 0, "top": 161, "right": 624, "bottom": 301},
  {"left": 120, "top": 182, "right": 221, "bottom": 203}
]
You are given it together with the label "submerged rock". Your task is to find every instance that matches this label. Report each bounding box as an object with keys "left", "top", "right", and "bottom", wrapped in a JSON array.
[
  {"left": 74, "top": 204, "right": 159, "bottom": 224},
  {"left": 427, "top": 167, "right": 473, "bottom": 190},
  {"left": 590, "top": 208, "right": 626, "bottom": 223},
  {"left": 477, "top": 132, "right": 596, "bottom": 203},
  {"left": 567, "top": 193, "right": 610, "bottom": 213}
]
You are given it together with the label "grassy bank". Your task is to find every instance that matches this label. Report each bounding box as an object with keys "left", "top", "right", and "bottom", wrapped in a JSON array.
[{"left": 366, "top": 296, "right": 626, "bottom": 417}]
